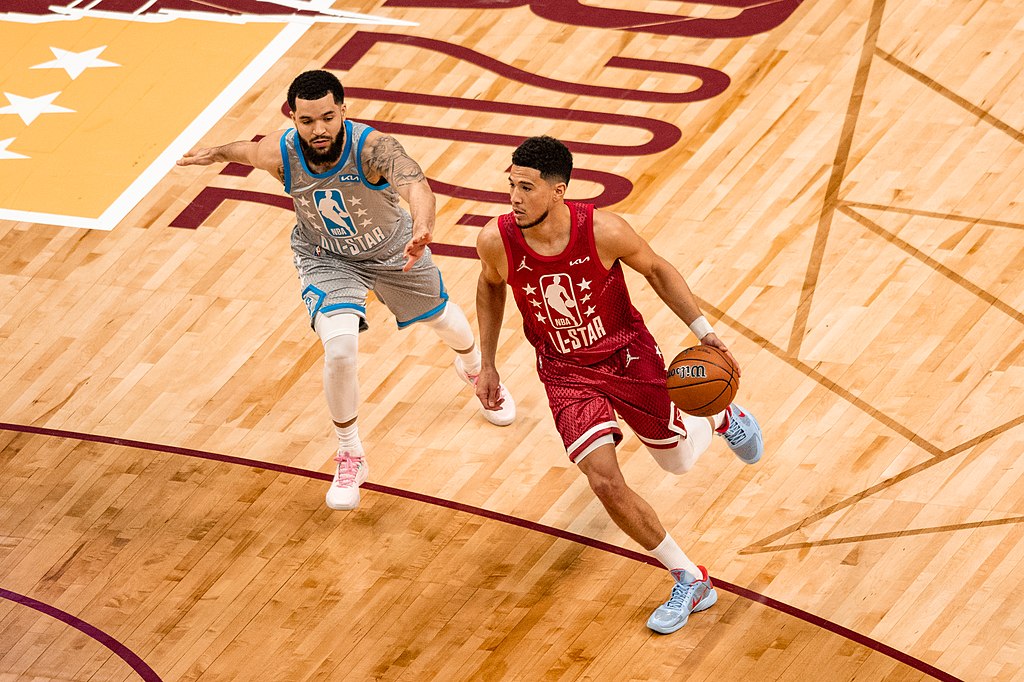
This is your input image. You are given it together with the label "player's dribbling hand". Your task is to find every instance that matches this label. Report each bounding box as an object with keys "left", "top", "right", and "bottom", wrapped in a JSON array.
[{"left": 700, "top": 333, "right": 741, "bottom": 377}]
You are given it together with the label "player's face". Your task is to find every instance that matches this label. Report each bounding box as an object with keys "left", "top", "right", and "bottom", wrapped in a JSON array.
[
  {"left": 508, "top": 165, "right": 565, "bottom": 229},
  {"left": 292, "top": 94, "right": 346, "bottom": 166}
]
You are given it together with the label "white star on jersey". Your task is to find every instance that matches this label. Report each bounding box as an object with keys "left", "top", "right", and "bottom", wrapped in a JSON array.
[
  {"left": 578, "top": 278, "right": 592, "bottom": 291},
  {"left": 523, "top": 283, "right": 537, "bottom": 296}
]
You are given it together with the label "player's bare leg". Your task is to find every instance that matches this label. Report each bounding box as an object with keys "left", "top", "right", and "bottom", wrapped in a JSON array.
[
  {"left": 577, "top": 442, "right": 717, "bottom": 634},
  {"left": 576, "top": 443, "right": 667, "bottom": 549}
]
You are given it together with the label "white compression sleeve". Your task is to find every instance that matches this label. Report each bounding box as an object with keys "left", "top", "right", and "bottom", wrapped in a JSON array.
[
  {"left": 315, "top": 313, "right": 361, "bottom": 424},
  {"left": 423, "top": 302, "right": 476, "bottom": 352},
  {"left": 647, "top": 415, "right": 714, "bottom": 475}
]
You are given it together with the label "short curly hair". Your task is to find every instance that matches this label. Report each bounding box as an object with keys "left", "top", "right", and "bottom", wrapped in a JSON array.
[
  {"left": 511, "top": 136, "right": 573, "bottom": 184},
  {"left": 287, "top": 70, "right": 345, "bottom": 110}
]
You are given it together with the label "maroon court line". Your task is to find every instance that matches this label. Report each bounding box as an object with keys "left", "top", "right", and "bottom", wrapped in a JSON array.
[
  {"left": 0, "top": 587, "right": 162, "bottom": 682},
  {"left": 0, "top": 422, "right": 961, "bottom": 682}
]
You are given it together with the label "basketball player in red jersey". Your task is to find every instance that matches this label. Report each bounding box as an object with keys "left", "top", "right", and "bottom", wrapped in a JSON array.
[{"left": 474, "top": 136, "right": 764, "bottom": 634}]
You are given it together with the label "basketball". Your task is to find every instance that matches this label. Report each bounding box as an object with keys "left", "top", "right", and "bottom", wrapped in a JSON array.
[{"left": 666, "top": 345, "right": 739, "bottom": 417}]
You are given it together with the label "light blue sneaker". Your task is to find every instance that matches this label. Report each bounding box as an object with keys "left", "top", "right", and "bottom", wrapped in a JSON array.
[
  {"left": 647, "top": 566, "right": 718, "bottom": 634},
  {"left": 717, "top": 403, "right": 763, "bottom": 464}
]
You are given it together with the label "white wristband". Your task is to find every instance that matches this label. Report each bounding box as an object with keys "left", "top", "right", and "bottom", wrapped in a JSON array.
[{"left": 688, "top": 315, "right": 714, "bottom": 340}]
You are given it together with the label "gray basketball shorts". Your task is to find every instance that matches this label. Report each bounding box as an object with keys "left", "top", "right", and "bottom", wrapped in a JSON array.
[{"left": 290, "top": 232, "right": 449, "bottom": 332}]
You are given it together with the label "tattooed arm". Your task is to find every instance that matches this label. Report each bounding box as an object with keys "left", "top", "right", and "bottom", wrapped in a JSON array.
[
  {"left": 362, "top": 131, "right": 436, "bottom": 271},
  {"left": 177, "top": 131, "right": 287, "bottom": 185}
]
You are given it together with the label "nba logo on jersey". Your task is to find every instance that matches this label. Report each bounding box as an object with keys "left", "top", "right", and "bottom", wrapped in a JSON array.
[
  {"left": 540, "top": 274, "right": 583, "bottom": 329},
  {"left": 313, "top": 189, "right": 357, "bottom": 237}
]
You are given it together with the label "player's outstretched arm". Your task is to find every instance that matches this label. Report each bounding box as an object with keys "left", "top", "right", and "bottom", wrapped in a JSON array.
[
  {"left": 176, "top": 131, "right": 287, "bottom": 184},
  {"left": 362, "top": 131, "right": 435, "bottom": 271},
  {"left": 595, "top": 209, "right": 740, "bottom": 373},
  {"left": 474, "top": 221, "right": 509, "bottom": 412}
]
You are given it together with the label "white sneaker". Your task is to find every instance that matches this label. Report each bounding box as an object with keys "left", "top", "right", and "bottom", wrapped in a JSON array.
[
  {"left": 325, "top": 446, "right": 368, "bottom": 510},
  {"left": 454, "top": 356, "right": 516, "bottom": 427}
]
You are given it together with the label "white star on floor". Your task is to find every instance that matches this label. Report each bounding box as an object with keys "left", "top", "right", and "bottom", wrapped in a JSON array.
[
  {"left": 0, "top": 138, "right": 28, "bottom": 160},
  {"left": 31, "top": 46, "right": 120, "bottom": 80},
  {"left": 0, "top": 92, "right": 75, "bottom": 125}
]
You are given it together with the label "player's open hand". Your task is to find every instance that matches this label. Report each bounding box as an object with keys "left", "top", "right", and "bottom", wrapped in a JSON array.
[
  {"left": 700, "top": 333, "right": 741, "bottom": 377},
  {"left": 402, "top": 229, "right": 432, "bottom": 271},
  {"left": 176, "top": 147, "right": 219, "bottom": 167}
]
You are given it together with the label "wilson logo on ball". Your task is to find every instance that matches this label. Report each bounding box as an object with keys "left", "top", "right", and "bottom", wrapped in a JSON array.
[
  {"left": 666, "top": 345, "right": 739, "bottom": 417},
  {"left": 668, "top": 365, "right": 707, "bottom": 379}
]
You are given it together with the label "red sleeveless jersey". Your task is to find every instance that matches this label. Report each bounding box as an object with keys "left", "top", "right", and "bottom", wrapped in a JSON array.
[{"left": 498, "top": 202, "right": 649, "bottom": 365}]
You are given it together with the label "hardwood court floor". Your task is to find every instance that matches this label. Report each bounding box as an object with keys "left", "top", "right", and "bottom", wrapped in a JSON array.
[
  {"left": 2, "top": 0, "right": 1024, "bottom": 680},
  {"left": 1, "top": 429, "right": 937, "bottom": 681}
]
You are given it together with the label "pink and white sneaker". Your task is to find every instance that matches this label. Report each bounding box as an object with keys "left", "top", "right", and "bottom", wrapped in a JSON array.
[
  {"left": 325, "top": 446, "right": 368, "bottom": 510},
  {"left": 454, "top": 356, "right": 516, "bottom": 427}
]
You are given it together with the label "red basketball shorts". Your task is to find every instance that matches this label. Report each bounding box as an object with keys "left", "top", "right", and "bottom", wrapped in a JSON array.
[{"left": 537, "top": 334, "right": 687, "bottom": 464}]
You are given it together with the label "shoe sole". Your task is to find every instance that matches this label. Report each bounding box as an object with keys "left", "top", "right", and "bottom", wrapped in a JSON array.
[
  {"left": 647, "top": 587, "right": 718, "bottom": 634},
  {"left": 325, "top": 496, "right": 359, "bottom": 511},
  {"left": 482, "top": 408, "right": 515, "bottom": 427}
]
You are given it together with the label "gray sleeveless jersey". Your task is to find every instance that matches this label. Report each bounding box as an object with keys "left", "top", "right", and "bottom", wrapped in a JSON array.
[{"left": 282, "top": 120, "right": 411, "bottom": 263}]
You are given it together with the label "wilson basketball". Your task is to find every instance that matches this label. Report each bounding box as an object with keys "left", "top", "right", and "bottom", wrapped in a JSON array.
[{"left": 666, "top": 345, "right": 739, "bottom": 417}]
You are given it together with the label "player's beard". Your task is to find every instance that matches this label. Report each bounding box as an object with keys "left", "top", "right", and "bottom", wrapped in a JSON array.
[
  {"left": 299, "top": 132, "right": 344, "bottom": 167},
  {"left": 516, "top": 209, "right": 548, "bottom": 230}
]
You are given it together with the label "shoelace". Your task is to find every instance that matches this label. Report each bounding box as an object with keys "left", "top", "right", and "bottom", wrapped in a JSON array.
[
  {"left": 332, "top": 454, "right": 362, "bottom": 487},
  {"left": 722, "top": 419, "right": 747, "bottom": 447},
  {"left": 665, "top": 580, "right": 696, "bottom": 610}
]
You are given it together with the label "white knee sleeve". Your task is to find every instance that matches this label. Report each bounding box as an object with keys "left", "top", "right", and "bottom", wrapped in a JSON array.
[
  {"left": 315, "top": 311, "right": 361, "bottom": 343},
  {"left": 648, "top": 415, "right": 713, "bottom": 475},
  {"left": 424, "top": 302, "right": 475, "bottom": 352},
  {"left": 316, "top": 313, "right": 360, "bottom": 423}
]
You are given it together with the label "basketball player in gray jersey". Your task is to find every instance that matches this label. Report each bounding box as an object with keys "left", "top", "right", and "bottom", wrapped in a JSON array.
[{"left": 178, "top": 70, "right": 515, "bottom": 511}]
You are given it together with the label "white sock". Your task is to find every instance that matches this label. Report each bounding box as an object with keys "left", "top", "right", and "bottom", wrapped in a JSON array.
[
  {"left": 649, "top": 533, "right": 700, "bottom": 579},
  {"left": 335, "top": 422, "right": 361, "bottom": 452},
  {"left": 713, "top": 407, "right": 729, "bottom": 431},
  {"left": 459, "top": 347, "right": 482, "bottom": 375}
]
